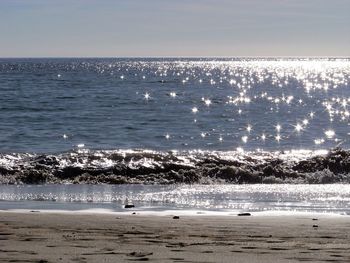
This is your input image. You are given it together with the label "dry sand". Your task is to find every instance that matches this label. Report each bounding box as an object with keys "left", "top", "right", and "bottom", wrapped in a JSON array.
[{"left": 0, "top": 212, "right": 349, "bottom": 263}]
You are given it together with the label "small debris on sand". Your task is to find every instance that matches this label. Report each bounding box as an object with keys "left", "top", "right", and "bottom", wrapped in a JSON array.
[{"left": 238, "top": 213, "right": 251, "bottom": 216}]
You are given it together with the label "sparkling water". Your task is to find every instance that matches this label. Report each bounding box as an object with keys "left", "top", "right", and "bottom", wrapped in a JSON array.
[
  {"left": 1, "top": 58, "right": 349, "bottom": 153},
  {"left": 1, "top": 58, "right": 350, "bottom": 214},
  {"left": 0, "top": 184, "right": 349, "bottom": 215}
]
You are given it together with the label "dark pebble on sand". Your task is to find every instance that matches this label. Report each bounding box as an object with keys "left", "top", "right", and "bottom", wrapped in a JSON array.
[
  {"left": 238, "top": 213, "right": 251, "bottom": 216},
  {"left": 173, "top": 216, "right": 180, "bottom": 219},
  {"left": 125, "top": 204, "right": 135, "bottom": 209}
]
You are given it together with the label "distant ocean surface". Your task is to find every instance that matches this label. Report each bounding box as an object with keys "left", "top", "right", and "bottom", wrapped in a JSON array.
[{"left": 1, "top": 58, "right": 350, "bottom": 185}]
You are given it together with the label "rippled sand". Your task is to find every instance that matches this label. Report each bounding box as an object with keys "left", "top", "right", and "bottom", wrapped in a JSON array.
[{"left": 0, "top": 212, "right": 349, "bottom": 263}]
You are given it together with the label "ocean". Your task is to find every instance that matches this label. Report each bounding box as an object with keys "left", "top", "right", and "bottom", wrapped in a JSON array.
[{"left": 1, "top": 57, "right": 350, "bottom": 214}]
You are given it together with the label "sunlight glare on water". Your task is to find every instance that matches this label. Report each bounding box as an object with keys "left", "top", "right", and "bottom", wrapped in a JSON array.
[
  {"left": 0, "top": 184, "right": 350, "bottom": 215},
  {"left": 0, "top": 58, "right": 350, "bottom": 153}
]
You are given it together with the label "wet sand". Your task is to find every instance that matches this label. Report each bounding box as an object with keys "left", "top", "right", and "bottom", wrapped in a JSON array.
[{"left": 0, "top": 212, "right": 349, "bottom": 263}]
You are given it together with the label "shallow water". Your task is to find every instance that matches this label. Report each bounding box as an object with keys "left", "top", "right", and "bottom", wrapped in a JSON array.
[{"left": 0, "top": 184, "right": 349, "bottom": 215}]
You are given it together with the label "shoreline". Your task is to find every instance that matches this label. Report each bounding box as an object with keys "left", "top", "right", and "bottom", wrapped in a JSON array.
[
  {"left": 0, "top": 211, "right": 349, "bottom": 262},
  {"left": 1, "top": 184, "right": 350, "bottom": 216},
  {"left": 0, "top": 208, "right": 348, "bottom": 218}
]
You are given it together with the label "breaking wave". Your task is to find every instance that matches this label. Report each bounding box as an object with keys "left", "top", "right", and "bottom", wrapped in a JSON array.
[{"left": 1, "top": 147, "right": 350, "bottom": 184}]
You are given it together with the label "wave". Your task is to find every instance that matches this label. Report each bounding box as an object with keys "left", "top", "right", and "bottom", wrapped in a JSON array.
[{"left": 0, "top": 148, "right": 350, "bottom": 184}]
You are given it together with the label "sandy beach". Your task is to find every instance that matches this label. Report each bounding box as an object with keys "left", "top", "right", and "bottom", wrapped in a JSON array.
[{"left": 0, "top": 212, "right": 349, "bottom": 263}]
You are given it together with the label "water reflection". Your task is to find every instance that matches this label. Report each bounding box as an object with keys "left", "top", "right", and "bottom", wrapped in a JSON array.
[
  {"left": 1, "top": 184, "right": 350, "bottom": 215},
  {"left": 0, "top": 58, "right": 350, "bottom": 152}
]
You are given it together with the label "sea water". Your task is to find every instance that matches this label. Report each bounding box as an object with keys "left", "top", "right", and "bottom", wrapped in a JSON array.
[
  {"left": 1, "top": 58, "right": 350, "bottom": 152},
  {"left": 1, "top": 58, "right": 350, "bottom": 214},
  {"left": 0, "top": 184, "right": 350, "bottom": 215}
]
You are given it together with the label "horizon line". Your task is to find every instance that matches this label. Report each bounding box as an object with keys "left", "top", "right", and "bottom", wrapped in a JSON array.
[{"left": 0, "top": 55, "right": 349, "bottom": 59}]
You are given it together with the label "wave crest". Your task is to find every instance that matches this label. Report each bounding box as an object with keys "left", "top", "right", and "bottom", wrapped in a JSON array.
[{"left": 1, "top": 148, "right": 350, "bottom": 184}]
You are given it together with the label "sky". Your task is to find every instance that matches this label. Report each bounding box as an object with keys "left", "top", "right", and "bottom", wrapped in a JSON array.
[{"left": 0, "top": 0, "right": 349, "bottom": 57}]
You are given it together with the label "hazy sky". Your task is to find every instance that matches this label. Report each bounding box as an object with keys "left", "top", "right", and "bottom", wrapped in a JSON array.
[{"left": 0, "top": 0, "right": 349, "bottom": 57}]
